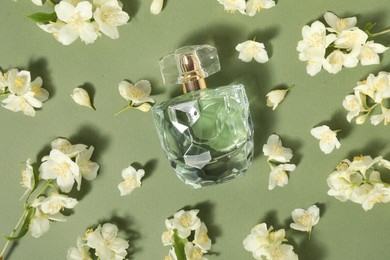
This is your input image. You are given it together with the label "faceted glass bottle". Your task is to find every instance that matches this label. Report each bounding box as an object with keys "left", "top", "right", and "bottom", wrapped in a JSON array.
[{"left": 152, "top": 45, "right": 254, "bottom": 188}]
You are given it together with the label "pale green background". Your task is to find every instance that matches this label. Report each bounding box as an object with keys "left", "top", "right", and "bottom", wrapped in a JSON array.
[{"left": 1, "top": 0, "right": 390, "bottom": 259}]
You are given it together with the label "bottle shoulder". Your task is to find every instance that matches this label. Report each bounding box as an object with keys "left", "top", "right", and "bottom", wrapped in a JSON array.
[{"left": 153, "top": 83, "right": 246, "bottom": 111}]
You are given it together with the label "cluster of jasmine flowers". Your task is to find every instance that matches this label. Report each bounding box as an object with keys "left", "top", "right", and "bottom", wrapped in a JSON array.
[
  {"left": 243, "top": 205, "right": 320, "bottom": 259},
  {"left": 327, "top": 155, "right": 390, "bottom": 211},
  {"left": 297, "top": 12, "right": 388, "bottom": 76},
  {"left": 343, "top": 71, "right": 390, "bottom": 125},
  {"left": 0, "top": 68, "right": 49, "bottom": 117},
  {"left": 217, "top": 0, "right": 275, "bottom": 16},
  {"left": 67, "top": 223, "right": 129, "bottom": 260},
  {"left": 162, "top": 209, "right": 212, "bottom": 260},
  {"left": 30, "top": 0, "right": 130, "bottom": 45},
  {"left": 1, "top": 137, "right": 99, "bottom": 246},
  {"left": 262, "top": 134, "right": 296, "bottom": 190},
  {"left": 32, "top": 138, "right": 99, "bottom": 237}
]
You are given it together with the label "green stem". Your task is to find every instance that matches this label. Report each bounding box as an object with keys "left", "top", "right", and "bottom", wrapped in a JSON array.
[
  {"left": 27, "top": 180, "right": 52, "bottom": 206},
  {"left": 0, "top": 210, "right": 29, "bottom": 258},
  {"left": 114, "top": 104, "right": 132, "bottom": 117},
  {"left": 370, "top": 28, "right": 390, "bottom": 38}
]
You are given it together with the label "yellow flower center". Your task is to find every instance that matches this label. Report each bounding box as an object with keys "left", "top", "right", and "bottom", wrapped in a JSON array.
[
  {"left": 336, "top": 162, "right": 349, "bottom": 172},
  {"left": 336, "top": 19, "right": 348, "bottom": 30},
  {"left": 197, "top": 233, "right": 209, "bottom": 244},
  {"left": 124, "top": 176, "right": 137, "bottom": 187},
  {"left": 307, "top": 32, "right": 324, "bottom": 47},
  {"left": 83, "top": 228, "right": 94, "bottom": 240},
  {"left": 69, "top": 12, "right": 85, "bottom": 30},
  {"left": 320, "top": 132, "right": 335, "bottom": 145},
  {"left": 272, "top": 144, "right": 284, "bottom": 155},
  {"left": 55, "top": 162, "right": 70, "bottom": 177},
  {"left": 244, "top": 44, "right": 259, "bottom": 57},
  {"left": 369, "top": 193, "right": 384, "bottom": 205},
  {"left": 374, "top": 78, "right": 387, "bottom": 92},
  {"left": 101, "top": 10, "right": 119, "bottom": 26},
  {"left": 297, "top": 213, "right": 313, "bottom": 227},
  {"left": 180, "top": 214, "right": 192, "bottom": 228},
  {"left": 14, "top": 77, "right": 25, "bottom": 91},
  {"left": 353, "top": 155, "right": 364, "bottom": 162},
  {"left": 191, "top": 247, "right": 203, "bottom": 260},
  {"left": 128, "top": 86, "right": 146, "bottom": 100},
  {"left": 276, "top": 170, "right": 287, "bottom": 182},
  {"left": 49, "top": 200, "right": 65, "bottom": 212},
  {"left": 270, "top": 246, "right": 287, "bottom": 260}
]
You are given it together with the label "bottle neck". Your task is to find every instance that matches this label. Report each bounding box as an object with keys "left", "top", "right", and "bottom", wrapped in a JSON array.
[{"left": 182, "top": 78, "right": 207, "bottom": 93}]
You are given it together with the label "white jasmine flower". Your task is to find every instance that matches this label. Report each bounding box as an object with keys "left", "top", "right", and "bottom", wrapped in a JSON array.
[
  {"left": 67, "top": 236, "right": 92, "bottom": 260},
  {"left": 118, "top": 165, "right": 145, "bottom": 196},
  {"left": 55, "top": 1, "right": 99, "bottom": 45},
  {"left": 323, "top": 12, "right": 357, "bottom": 34},
  {"left": 19, "top": 159, "right": 35, "bottom": 200},
  {"left": 6, "top": 69, "right": 31, "bottom": 95},
  {"left": 30, "top": 76, "right": 49, "bottom": 102},
  {"left": 171, "top": 209, "right": 201, "bottom": 239},
  {"left": 310, "top": 125, "right": 341, "bottom": 154},
  {"left": 243, "top": 223, "right": 289, "bottom": 260},
  {"left": 86, "top": 223, "right": 129, "bottom": 260},
  {"left": 193, "top": 222, "right": 211, "bottom": 253},
  {"left": 39, "top": 193, "right": 78, "bottom": 215},
  {"left": 334, "top": 28, "right": 368, "bottom": 49},
  {"left": 343, "top": 91, "right": 364, "bottom": 122},
  {"left": 358, "top": 41, "right": 389, "bottom": 66},
  {"left": 268, "top": 163, "right": 296, "bottom": 190},
  {"left": 349, "top": 155, "right": 382, "bottom": 177},
  {"left": 2, "top": 92, "right": 43, "bottom": 117},
  {"left": 217, "top": 0, "right": 246, "bottom": 13},
  {"left": 297, "top": 21, "right": 336, "bottom": 52},
  {"left": 161, "top": 219, "right": 174, "bottom": 246},
  {"left": 355, "top": 72, "right": 390, "bottom": 103},
  {"left": 184, "top": 242, "right": 207, "bottom": 260},
  {"left": 235, "top": 40, "right": 269, "bottom": 63},
  {"left": 118, "top": 80, "right": 155, "bottom": 105},
  {"left": 290, "top": 205, "right": 320, "bottom": 233},
  {"left": 266, "top": 87, "right": 291, "bottom": 110},
  {"left": 29, "top": 204, "right": 66, "bottom": 238},
  {"left": 370, "top": 106, "right": 390, "bottom": 126},
  {"left": 322, "top": 49, "right": 345, "bottom": 74},
  {"left": 51, "top": 138, "right": 87, "bottom": 158},
  {"left": 361, "top": 183, "right": 390, "bottom": 211},
  {"left": 39, "top": 149, "right": 81, "bottom": 193},
  {"left": 150, "top": 0, "right": 164, "bottom": 15},
  {"left": 262, "top": 134, "right": 293, "bottom": 163},
  {"left": 245, "top": 0, "right": 275, "bottom": 17},
  {"left": 71, "top": 87, "right": 94, "bottom": 110},
  {"left": 327, "top": 169, "right": 359, "bottom": 202},
  {"left": 93, "top": 2, "right": 130, "bottom": 39},
  {"left": 38, "top": 21, "right": 65, "bottom": 42},
  {"left": 76, "top": 146, "right": 99, "bottom": 180},
  {"left": 268, "top": 244, "right": 298, "bottom": 260}
]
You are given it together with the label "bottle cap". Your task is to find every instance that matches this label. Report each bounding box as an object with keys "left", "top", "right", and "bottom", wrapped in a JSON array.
[{"left": 159, "top": 45, "right": 221, "bottom": 85}]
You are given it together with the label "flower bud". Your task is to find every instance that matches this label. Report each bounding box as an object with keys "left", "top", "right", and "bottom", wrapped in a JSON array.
[
  {"left": 150, "top": 0, "right": 164, "bottom": 15},
  {"left": 71, "top": 87, "right": 95, "bottom": 110},
  {"left": 266, "top": 88, "right": 291, "bottom": 110}
]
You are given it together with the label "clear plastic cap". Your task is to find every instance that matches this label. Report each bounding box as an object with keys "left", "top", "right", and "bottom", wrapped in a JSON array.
[{"left": 159, "top": 45, "right": 221, "bottom": 85}]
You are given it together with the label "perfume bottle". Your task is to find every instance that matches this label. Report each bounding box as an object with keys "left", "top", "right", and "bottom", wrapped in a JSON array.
[{"left": 152, "top": 45, "right": 254, "bottom": 188}]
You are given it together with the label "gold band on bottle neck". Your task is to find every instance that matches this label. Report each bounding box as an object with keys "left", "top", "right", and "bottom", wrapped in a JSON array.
[{"left": 180, "top": 54, "right": 207, "bottom": 93}]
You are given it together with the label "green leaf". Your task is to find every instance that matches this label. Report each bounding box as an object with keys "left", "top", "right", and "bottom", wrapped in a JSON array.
[
  {"left": 26, "top": 12, "right": 57, "bottom": 23},
  {"left": 4, "top": 208, "right": 35, "bottom": 241},
  {"left": 173, "top": 229, "right": 187, "bottom": 260}
]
